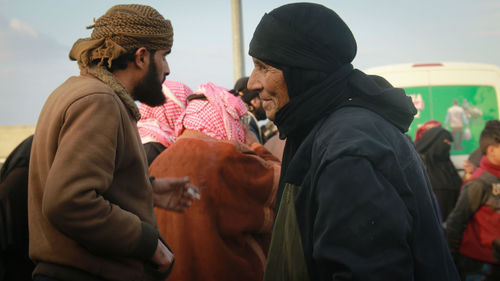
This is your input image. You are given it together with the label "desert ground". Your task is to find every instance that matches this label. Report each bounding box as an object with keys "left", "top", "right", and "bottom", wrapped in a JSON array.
[{"left": 0, "top": 125, "right": 36, "bottom": 166}]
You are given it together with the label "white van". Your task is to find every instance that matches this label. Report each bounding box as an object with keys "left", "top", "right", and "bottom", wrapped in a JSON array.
[{"left": 365, "top": 62, "right": 500, "bottom": 168}]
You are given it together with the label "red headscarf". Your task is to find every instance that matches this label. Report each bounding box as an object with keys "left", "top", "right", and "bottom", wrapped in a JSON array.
[
  {"left": 176, "top": 82, "right": 248, "bottom": 142},
  {"left": 415, "top": 120, "right": 442, "bottom": 142},
  {"left": 137, "top": 80, "right": 193, "bottom": 147}
]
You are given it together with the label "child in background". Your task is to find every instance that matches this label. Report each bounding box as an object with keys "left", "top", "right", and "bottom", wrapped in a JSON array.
[{"left": 445, "top": 120, "right": 500, "bottom": 281}]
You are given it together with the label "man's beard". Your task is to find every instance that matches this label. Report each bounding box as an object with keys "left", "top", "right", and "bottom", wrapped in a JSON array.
[
  {"left": 253, "top": 105, "right": 267, "bottom": 121},
  {"left": 132, "top": 57, "right": 166, "bottom": 107}
]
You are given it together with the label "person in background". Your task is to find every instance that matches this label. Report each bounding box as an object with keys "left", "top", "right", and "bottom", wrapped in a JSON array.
[
  {"left": 445, "top": 99, "right": 469, "bottom": 150},
  {"left": 0, "top": 135, "right": 34, "bottom": 281},
  {"left": 415, "top": 125, "right": 462, "bottom": 221},
  {"left": 463, "top": 147, "right": 482, "bottom": 182},
  {"left": 28, "top": 5, "right": 197, "bottom": 281},
  {"left": 138, "top": 80, "right": 193, "bottom": 164},
  {"left": 150, "top": 82, "right": 280, "bottom": 281},
  {"left": 230, "top": 76, "right": 266, "bottom": 143},
  {"left": 247, "top": 3, "right": 459, "bottom": 280},
  {"left": 446, "top": 120, "right": 500, "bottom": 281},
  {"left": 415, "top": 120, "right": 443, "bottom": 142}
]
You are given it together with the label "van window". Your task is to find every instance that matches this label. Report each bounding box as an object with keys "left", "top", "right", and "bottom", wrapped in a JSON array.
[{"left": 406, "top": 85, "right": 498, "bottom": 156}]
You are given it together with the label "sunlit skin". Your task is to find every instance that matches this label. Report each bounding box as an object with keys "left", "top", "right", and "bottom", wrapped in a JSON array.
[
  {"left": 130, "top": 48, "right": 171, "bottom": 107},
  {"left": 113, "top": 47, "right": 170, "bottom": 105},
  {"left": 487, "top": 143, "right": 500, "bottom": 165},
  {"left": 154, "top": 49, "right": 171, "bottom": 83},
  {"left": 247, "top": 58, "right": 290, "bottom": 121}
]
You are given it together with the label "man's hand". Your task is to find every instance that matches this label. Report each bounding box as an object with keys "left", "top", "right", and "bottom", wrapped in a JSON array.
[
  {"left": 152, "top": 239, "right": 174, "bottom": 272},
  {"left": 152, "top": 177, "right": 200, "bottom": 212},
  {"left": 462, "top": 160, "right": 476, "bottom": 175}
]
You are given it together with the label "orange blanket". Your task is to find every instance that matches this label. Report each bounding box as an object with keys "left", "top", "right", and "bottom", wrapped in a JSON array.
[{"left": 150, "top": 130, "right": 280, "bottom": 281}]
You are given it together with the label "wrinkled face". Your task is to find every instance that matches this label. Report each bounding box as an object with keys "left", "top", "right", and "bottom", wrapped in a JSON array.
[
  {"left": 251, "top": 97, "right": 267, "bottom": 121},
  {"left": 133, "top": 49, "right": 170, "bottom": 107},
  {"left": 247, "top": 58, "right": 289, "bottom": 121}
]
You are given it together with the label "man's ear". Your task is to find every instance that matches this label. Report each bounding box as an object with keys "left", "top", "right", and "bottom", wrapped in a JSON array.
[{"left": 134, "top": 47, "right": 149, "bottom": 70}]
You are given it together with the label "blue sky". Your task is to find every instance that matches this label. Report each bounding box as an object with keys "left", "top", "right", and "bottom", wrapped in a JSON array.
[{"left": 1, "top": 0, "right": 499, "bottom": 124}]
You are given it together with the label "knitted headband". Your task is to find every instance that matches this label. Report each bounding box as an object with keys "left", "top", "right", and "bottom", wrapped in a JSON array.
[
  {"left": 415, "top": 120, "right": 442, "bottom": 142},
  {"left": 69, "top": 4, "right": 173, "bottom": 70}
]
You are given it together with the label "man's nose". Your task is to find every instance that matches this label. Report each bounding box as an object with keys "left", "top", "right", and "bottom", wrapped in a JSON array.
[{"left": 164, "top": 60, "right": 170, "bottom": 76}]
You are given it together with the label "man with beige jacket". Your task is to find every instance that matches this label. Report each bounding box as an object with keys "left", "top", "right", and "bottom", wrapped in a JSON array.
[{"left": 28, "top": 4, "right": 197, "bottom": 281}]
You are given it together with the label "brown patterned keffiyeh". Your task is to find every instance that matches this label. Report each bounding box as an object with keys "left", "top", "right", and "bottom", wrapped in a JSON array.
[{"left": 69, "top": 4, "right": 173, "bottom": 70}]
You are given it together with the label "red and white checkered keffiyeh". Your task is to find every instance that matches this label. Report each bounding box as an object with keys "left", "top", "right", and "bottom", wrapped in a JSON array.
[
  {"left": 137, "top": 80, "right": 193, "bottom": 147},
  {"left": 176, "top": 82, "right": 248, "bottom": 142}
]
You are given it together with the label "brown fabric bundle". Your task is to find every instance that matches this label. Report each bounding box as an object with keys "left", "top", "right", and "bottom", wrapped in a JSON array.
[
  {"left": 69, "top": 4, "right": 173, "bottom": 70},
  {"left": 150, "top": 131, "right": 280, "bottom": 281}
]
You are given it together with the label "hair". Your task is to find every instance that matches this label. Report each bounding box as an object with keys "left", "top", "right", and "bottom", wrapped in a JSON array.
[
  {"left": 187, "top": 94, "right": 208, "bottom": 101},
  {"left": 479, "top": 120, "right": 500, "bottom": 155},
  {"left": 90, "top": 48, "right": 156, "bottom": 72}
]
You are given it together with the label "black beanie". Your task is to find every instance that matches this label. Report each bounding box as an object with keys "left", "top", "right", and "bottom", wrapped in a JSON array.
[{"left": 249, "top": 2, "right": 357, "bottom": 73}]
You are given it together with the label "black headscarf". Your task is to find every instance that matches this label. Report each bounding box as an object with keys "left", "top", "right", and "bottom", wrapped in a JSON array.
[
  {"left": 415, "top": 126, "right": 462, "bottom": 220},
  {"left": 249, "top": 3, "right": 417, "bottom": 211},
  {"left": 415, "top": 127, "right": 454, "bottom": 161}
]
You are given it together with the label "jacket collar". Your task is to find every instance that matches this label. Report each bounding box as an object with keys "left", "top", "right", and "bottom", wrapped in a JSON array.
[{"left": 85, "top": 66, "right": 141, "bottom": 121}]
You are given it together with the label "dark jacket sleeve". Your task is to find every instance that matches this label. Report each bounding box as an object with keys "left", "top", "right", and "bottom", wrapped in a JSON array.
[
  {"left": 311, "top": 155, "right": 413, "bottom": 281},
  {"left": 445, "top": 179, "right": 488, "bottom": 256}
]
